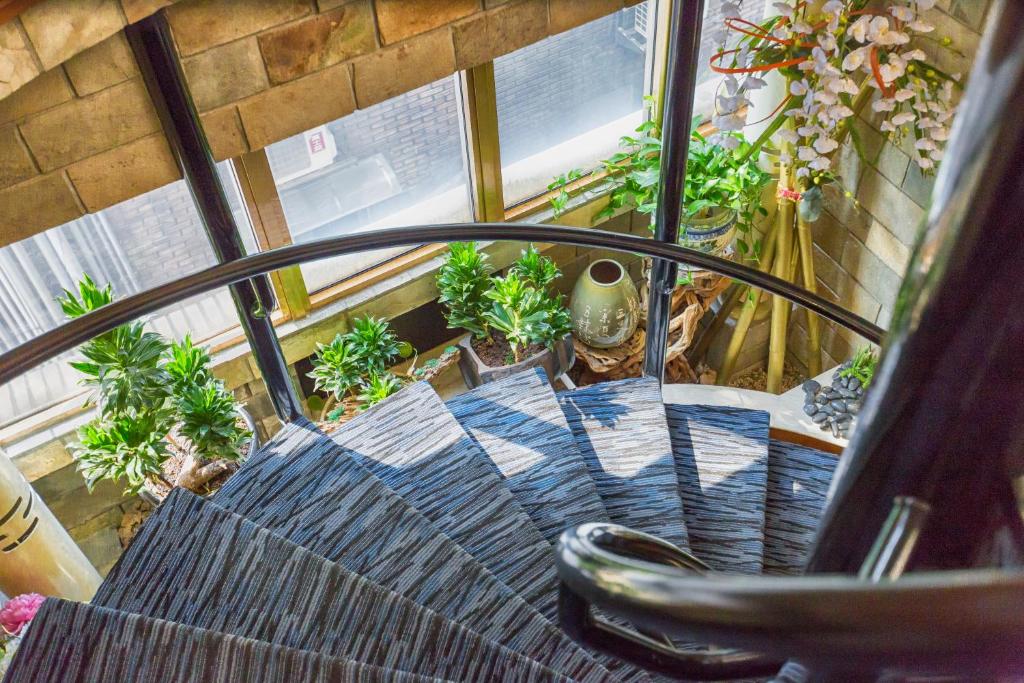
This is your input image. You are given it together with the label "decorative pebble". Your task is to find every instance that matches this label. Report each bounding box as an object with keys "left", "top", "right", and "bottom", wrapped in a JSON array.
[
  {"left": 802, "top": 380, "right": 821, "bottom": 394},
  {"left": 848, "top": 377, "right": 861, "bottom": 391},
  {"left": 815, "top": 394, "right": 828, "bottom": 404},
  {"left": 835, "top": 413, "right": 853, "bottom": 424},
  {"left": 803, "top": 403, "right": 818, "bottom": 416},
  {"left": 830, "top": 421, "right": 840, "bottom": 438},
  {"left": 848, "top": 403, "right": 860, "bottom": 415},
  {"left": 830, "top": 400, "right": 846, "bottom": 411},
  {"left": 839, "top": 388, "right": 857, "bottom": 399},
  {"left": 812, "top": 412, "right": 829, "bottom": 424},
  {"left": 820, "top": 405, "right": 834, "bottom": 416}
]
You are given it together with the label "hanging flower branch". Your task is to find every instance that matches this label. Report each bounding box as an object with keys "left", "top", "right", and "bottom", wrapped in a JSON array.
[{"left": 710, "top": 0, "right": 960, "bottom": 180}]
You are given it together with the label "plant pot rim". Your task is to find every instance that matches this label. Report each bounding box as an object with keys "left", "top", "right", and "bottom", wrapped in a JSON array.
[
  {"left": 456, "top": 333, "right": 574, "bottom": 388},
  {"left": 585, "top": 259, "right": 627, "bottom": 288},
  {"left": 681, "top": 205, "right": 737, "bottom": 226}
]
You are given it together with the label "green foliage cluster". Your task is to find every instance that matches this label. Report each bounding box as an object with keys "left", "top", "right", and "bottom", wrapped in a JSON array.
[
  {"left": 308, "top": 315, "right": 413, "bottom": 412},
  {"left": 437, "top": 243, "right": 572, "bottom": 363},
  {"left": 60, "top": 277, "right": 250, "bottom": 495},
  {"left": 548, "top": 105, "right": 771, "bottom": 261},
  {"left": 839, "top": 346, "right": 879, "bottom": 389}
]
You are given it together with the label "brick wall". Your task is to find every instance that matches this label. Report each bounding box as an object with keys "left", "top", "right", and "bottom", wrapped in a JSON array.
[{"left": 0, "top": 0, "right": 643, "bottom": 245}]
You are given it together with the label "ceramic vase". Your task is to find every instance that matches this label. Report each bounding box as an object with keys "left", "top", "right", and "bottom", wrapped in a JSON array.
[{"left": 570, "top": 259, "right": 640, "bottom": 349}]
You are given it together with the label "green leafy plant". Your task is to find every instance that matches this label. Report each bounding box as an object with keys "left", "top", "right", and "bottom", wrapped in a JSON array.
[
  {"left": 439, "top": 243, "right": 572, "bottom": 365},
  {"left": 436, "top": 241, "right": 492, "bottom": 339},
  {"left": 57, "top": 275, "right": 113, "bottom": 320},
  {"left": 839, "top": 346, "right": 879, "bottom": 389},
  {"left": 356, "top": 372, "right": 404, "bottom": 411},
  {"left": 548, "top": 109, "right": 771, "bottom": 260},
  {"left": 73, "top": 409, "right": 174, "bottom": 495},
  {"left": 308, "top": 316, "right": 415, "bottom": 405},
  {"left": 546, "top": 168, "right": 584, "bottom": 216},
  {"left": 177, "top": 381, "right": 250, "bottom": 462},
  {"left": 165, "top": 335, "right": 214, "bottom": 394}
]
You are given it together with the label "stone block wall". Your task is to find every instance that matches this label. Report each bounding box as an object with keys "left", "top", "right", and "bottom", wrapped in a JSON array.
[{"left": 0, "top": 0, "right": 643, "bottom": 246}]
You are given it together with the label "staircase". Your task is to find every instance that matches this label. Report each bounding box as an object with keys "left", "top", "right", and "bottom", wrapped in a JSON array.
[{"left": 5, "top": 368, "right": 839, "bottom": 682}]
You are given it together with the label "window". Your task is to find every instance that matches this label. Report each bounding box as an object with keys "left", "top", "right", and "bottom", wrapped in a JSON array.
[
  {"left": 266, "top": 76, "right": 473, "bottom": 293},
  {"left": 494, "top": 2, "right": 655, "bottom": 207},
  {"left": 0, "top": 162, "right": 256, "bottom": 424}
]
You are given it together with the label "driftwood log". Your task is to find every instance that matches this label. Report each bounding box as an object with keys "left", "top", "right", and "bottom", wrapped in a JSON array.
[{"left": 573, "top": 264, "right": 730, "bottom": 386}]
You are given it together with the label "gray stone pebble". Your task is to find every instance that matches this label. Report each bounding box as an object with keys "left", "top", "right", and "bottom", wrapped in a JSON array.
[
  {"left": 803, "top": 403, "right": 818, "bottom": 416},
  {"left": 801, "top": 363, "right": 869, "bottom": 440},
  {"left": 830, "top": 400, "right": 846, "bottom": 411},
  {"left": 803, "top": 379, "right": 821, "bottom": 394},
  {"left": 812, "top": 412, "right": 829, "bottom": 424}
]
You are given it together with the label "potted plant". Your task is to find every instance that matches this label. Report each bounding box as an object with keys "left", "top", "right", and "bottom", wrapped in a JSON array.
[
  {"left": 549, "top": 107, "right": 772, "bottom": 262},
  {"left": 59, "top": 277, "right": 256, "bottom": 504},
  {"left": 437, "top": 243, "right": 574, "bottom": 387},
  {"left": 308, "top": 315, "right": 459, "bottom": 429}
]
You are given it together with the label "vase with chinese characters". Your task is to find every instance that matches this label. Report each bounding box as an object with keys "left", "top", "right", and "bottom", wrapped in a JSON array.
[{"left": 570, "top": 259, "right": 640, "bottom": 349}]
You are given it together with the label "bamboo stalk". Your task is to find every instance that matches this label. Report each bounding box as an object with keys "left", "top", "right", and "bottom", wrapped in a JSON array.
[
  {"left": 766, "top": 137, "right": 796, "bottom": 394},
  {"left": 716, "top": 219, "right": 781, "bottom": 385},
  {"left": 796, "top": 207, "right": 822, "bottom": 376},
  {"left": 689, "top": 283, "right": 743, "bottom": 368}
]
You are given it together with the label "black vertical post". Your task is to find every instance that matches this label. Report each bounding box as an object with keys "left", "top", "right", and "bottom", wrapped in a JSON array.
[
  {"left": 643, "top": 0, "right": 705, "bottom": 380},
  {"left": 126, "top": 14, "right": 304, "bottom": 423}
]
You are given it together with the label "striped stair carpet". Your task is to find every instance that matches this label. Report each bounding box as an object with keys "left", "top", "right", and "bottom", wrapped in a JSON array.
[{"left": 7, "top": 369, "right": 841, "bottom": 682}]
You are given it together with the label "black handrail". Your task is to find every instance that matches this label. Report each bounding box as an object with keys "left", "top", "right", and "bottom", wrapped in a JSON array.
[
  {"left": 0, "top": 224, "right": 883, "bottom": 388},
  {"left": 557, "top": 524, "right": 1024, "bottom": 677}
]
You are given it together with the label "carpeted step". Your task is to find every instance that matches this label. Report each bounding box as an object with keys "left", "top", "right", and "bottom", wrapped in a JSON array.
[
  {"left": 558, "top": 377, "right": 690, "bottom": 551},
  {"left": 447, "top": 369, "right": 609, "bottom": 546},
  {"left": 213, "top": 419, "right": 622, "bottom": 683},
  {"left": 331, "top": 382, "right": 557, "bottom": 619},
  {"left": 92, "top": 488, "right": 570, "bottom": 683},
  {"left": 664, "top": 404, "right": 771, "bottom": 574},
  {"left": 763, "top": 440, "right": 840, "bottom": 575},
  {"left": 6, "top": 599, "right": 448, "bottom": 683}
]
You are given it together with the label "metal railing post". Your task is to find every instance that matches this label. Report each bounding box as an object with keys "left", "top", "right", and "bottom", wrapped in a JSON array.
[
  {"left": 643, "top": 0, "right": 705, "bottom": 381},
  {"left": 126, "top": 14, "right": 304, "bottom": 423}
]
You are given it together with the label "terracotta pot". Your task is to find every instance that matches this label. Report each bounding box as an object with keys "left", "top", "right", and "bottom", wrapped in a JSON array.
[
  {"left": 570, "top": 259, "right": 641, "bottom": 349},
  {"left": 457, "top": 334, "right": 574, "bottom": 389}
]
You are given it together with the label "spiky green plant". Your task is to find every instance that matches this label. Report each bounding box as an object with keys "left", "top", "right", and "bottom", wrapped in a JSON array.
[
  {"left": 308, "top": 334, "right": 362, "bottom": 400},
  {"left": 839, "top": 346, "right": 879, "bottom": 389},
  {"left": 436, "top": 242, "right": 492, "bottom": 339},
  {"left": 177, "top": 381, "right": 250, "bottom": 462},
  {"left": 509, "top": 244, "right": 560, "bottom": 290},
  {"left": 347, "top": 316, "right": 407, "bottom": 374},
  {"left": 73, "top": 409, "right": 174, "bottom": 495},
  {"left": 57, "top": 275, "right": 113, "bottom": 321},
  {"left": 165, "top": 335, "right": 214, "bottom": 394},
  {"left": 68, "top": 323, "right": 170, "bottom": 417},
  {"left": 356, "top": 372, "right": 404, "bottom": 411},
  {"left": 483, "top": 273, "right": 551, "bottom": 363}
]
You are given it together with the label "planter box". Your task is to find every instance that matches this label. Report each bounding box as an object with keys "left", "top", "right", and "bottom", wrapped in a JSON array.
[{"left": 457, "top": 334, "right": 574, "bottom": 389}]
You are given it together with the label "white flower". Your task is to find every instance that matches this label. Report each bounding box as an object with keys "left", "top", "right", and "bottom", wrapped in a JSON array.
[
  {"left": 810, "top": 156, "right": 832, "bottom": 171},
  {"left": 878, "top": 56, "right": 907, "bottom": 82},
  {"left": 889, "top": 5, "right": 914, "bottom": 22},
  {"left": 901, "top": 48, "right": 927, "bottom": 61},
  {"left": 892, "top": 112, "right": 915, "bottom": 125},
  {"left": 797, "top": 124, "right": 822, "bottom": 137},
  {"left": 712, "top": 113, "right": 746, "bottom": 131},
  {"left": 873, "top": 97, "right": 897, "bottom": 112},
  {"left": 915, "top": 138, "right": 937, "bottom": 151},
  {"left": 724, "top": 75, "right": 740, "bottom": 96},
  {"left": 796, "top": 167, "right": 811, "bottom": 178},
  {"left": 823, "top": 0, "right": 844, "bottom": 14},
  {"left": 916, "top": 0, "right": 937, "bottom": 10},
  {"left": 843, "top": 46, "right": 870, "bottom": 72},
  {"left": 717, "top": 94, "right": 745, "bottom": 112},
  {"left": 790, "top": 80, "right": 809, "bottom": 96},
  {"left": 797, "top": 146, "right": 818, "bottom": 161},
  {"left": 893, "top": 88, "right": 915, "bottom": 102},
  {"left": 907, "top": 20, "right": 934, "bottom": 32},
  {"left": 880, "top": 120, "right": 896, "bottom": 133},
  {"left": 827, "top": 104, "right": 854, "bottom": 119},
  {"left": 819, "top": 33, "right": 838, "bottom": 54},
  {"left": 775, "top": 128, "right": 800, "bottom": 145},
  {"left": 913, "top": 99, "right": 930, "bottom": 113},
  {"left": 849, "top": 15, "right": 872, "bottom": 42},
  {"left": 792, "top": 20, "right": 814, "bottom": 34},
  {"left": 916, "top": 156, "right": 935, "bottom": 170},
  {"left": 930, "top": 126, "right": 949, "bottom": 141},
  {"left": 718, "top": 134, "right": 742, "bottom": 150},
  {"left": 772, "top": 2, "right": 795, "bottom": 20},
  {"left": 743, "top": 76, "right": 767, "bottom": 90},
  {"left": 815, "top": 90, "right": 839, "bottom": 105},
  {"left": 930, "top": 148, "right": 944, "bottom": 161},
  {"left": 772, "top": 25, "right": 790, "bottom": 40},
  {"left": 813, "top": 136, "right": 839, "bottom": 154}
]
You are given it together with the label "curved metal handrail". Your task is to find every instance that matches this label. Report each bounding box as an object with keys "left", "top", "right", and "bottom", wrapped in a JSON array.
[
  {"left": 0, "top": 223, "right": 883, "bottom": 387},
  {"left": 557, "top": 523, "right": 1024, "bottom": 676}
]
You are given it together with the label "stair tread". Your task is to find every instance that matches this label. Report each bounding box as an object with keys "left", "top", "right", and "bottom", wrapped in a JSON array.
[
  {"left": 447, "top": 369, "right": 609, "bottom": 546},
  {"left": 7, "top": 599, "right": 449, "bottom": 683},
  {"left": 212, "top": 419, "right": 620, "bottom": 682},
  {"left": 333, "top": 382, "right": 557, "bottom": 619},
  {"left": 558, "top": 378, "right": 690, "bottom": 550},
  {"left": 763, "top": 439, "right": 839, "bottom": 575},
  {"left": 92, "top": 488, "right": 570, "bottom": 683},
  {"left": 665, "top": 404, "right": 771, "bottom": 574}
]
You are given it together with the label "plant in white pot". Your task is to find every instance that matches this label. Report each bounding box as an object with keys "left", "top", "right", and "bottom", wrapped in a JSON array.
[{"left": 437, "top": 243, "right": 573, "bottom": 387}]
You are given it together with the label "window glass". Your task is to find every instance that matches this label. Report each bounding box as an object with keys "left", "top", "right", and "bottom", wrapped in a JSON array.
[
  {"left": 495, "top": 2, "right": 654, "bottom": 206},
  {"left": 0, "top": 162, "right": 255, "bottom": 424},
  {"left": 266, "top": 76, "right": 473, "bottom": 293}
]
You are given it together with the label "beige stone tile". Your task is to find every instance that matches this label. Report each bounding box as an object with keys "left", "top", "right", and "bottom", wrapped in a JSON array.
[
  {"left": 258, "top": 0, "right": 376, "bottom": 85},
  {"left": 856, "top": 168, "right": 925, "bottom": 247},
  {"left": 453, "top": 0, "right": 547, "bottom": 70},
  {"left": 67, "top": 133, "right": 180, "bottom": 212},
  {"left": 19, "top": 0, "right": 125, "bottom": 70},
  {"left": 374, "top": 0, "right": 478, "bottom": 45},
  {"left": 0, "top": 172, "right": 83, "bottom": 246},
  {"left": 238, "top": 61, "right": 355, "bottom": 149},
  {"left": 182, "top": 37, "right": 269, "bottom": 112},
  {"left": 549, "top": 0, "right": 624, "bottom": 35},
  {"left": 0, "top": 68, "right": 73, "bottom": 126},
  {"left": 20, "top": 77, "right": 159, "bottom": 171},
  {"left": 120, "top": 0, "right": 175, "bottom": 24},
  {"left": 0, "top": 20, "right": 42, "bottom": 100},
  {"left": 840, "top": 234, "right": 902, "bottom": 310},
  {"left": 201, "top": 104, "right": 249, "bottom": 160},
  {"left": 0, "top": 124, "right": 38, "bottom": 188},
  {"left": 63, "top": 32, "right": 137, "bottom": 97},
  {"left": 166, "top": 0, "right": 312, "bottom": 56},
  {"left": 351, "top": 28, "right": 454, "bottom": 108},
  {"left": 12, "top": 440, "right": 73, "bottom": 482},
  {"left": 863, "top": 219, "right": 911, "bottom": 276}
]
